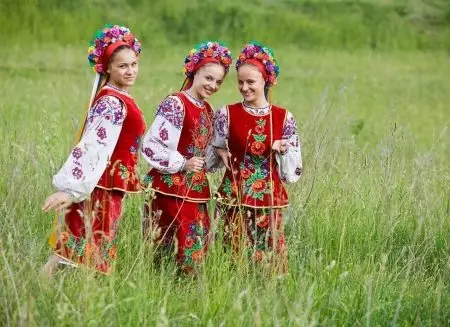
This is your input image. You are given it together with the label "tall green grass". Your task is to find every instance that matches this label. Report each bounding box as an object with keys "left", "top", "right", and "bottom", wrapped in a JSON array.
[
  {"left": 0, "top": 42, "right": 449, "bottom": 325},
  {"left": 2, "top": 0, "right": 450, "bottom": 50}
]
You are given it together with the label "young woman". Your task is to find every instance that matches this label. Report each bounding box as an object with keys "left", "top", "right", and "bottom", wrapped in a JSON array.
[
  {"left": 209, "top": 42, "right": 302, "bottom": 273},
  {"left": 41, "top": 24, "right": 145, "bottom": 275},
  {"left": 141, "top": 41, "right": 232, "bottom": 273}
]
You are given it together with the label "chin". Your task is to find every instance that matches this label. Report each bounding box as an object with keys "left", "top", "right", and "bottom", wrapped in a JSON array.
[{"left": 201, "top": 92, "right": 213, "bottom": 99}]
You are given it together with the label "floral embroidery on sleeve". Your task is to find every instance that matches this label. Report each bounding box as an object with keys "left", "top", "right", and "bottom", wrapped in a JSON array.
[
  {"left": 206, "top": 106, "right": 229, "bottom": 171},
  {"left": 156, "top": 96, "right": 184, "bottom": 130},
  {"left": 276, "top": 111, "right": 302, "bottom": 183},
  {"left": 52, "top": 95, "right": 126, "bottom": 201},
  {"left": 141, "top": 96, "right": 186, "bottom": 173}
]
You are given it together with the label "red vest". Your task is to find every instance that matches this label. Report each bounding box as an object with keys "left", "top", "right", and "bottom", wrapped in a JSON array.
[
  {"left": 95, "top": 87, "right": 146, "bottom": 193},
  {"left": 146, "top": 92, "right": 213, "bottom": 202},
  {"left": 216, "top": 103, "right": 289, "bottom": 208}
]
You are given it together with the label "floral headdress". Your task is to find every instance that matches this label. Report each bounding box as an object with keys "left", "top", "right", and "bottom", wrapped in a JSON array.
[
  {"left": 183, "top": 41, "right": 232, "bottom": 78},
  {"left": 87, "top": 24, "right": 141, "bottom": 74},
  {"left": 236, "top": 41, "right": 280, "bottom": 86}
]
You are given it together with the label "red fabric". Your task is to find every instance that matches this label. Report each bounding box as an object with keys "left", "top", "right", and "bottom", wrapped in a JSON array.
[
  {"left": 243, "top": 58, "right": 268, "bottom": 81},
  {"left": 216, "top": 103, "right": 289, "bottom": 208},
  {"left": 221, "top": 206, "right": 286, "bottom": 257},
  {"left": 54, "top": 188, "right": 125, "bottom": 274},
  {"left": 145, "top": 193, "right": 210, "bottom": 272},
  {"left": 146, "top": 92, "right": 213, "bottom": 202},
  {"left": 95, "top": 87, "right": 146, "bottom": 192},
  {"left": 101, "top": 41, "right": 129, "bottom": 69},
  {"left": 194, "top": 57, "right": 220, "bottom": 73},
  {"left": 182, "top": 58, "right": 221, "bottom": 90}
]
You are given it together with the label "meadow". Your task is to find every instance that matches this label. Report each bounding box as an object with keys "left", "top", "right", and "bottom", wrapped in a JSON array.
[{"left": 1, "top": 0, "right": 450, "bottom": 326}]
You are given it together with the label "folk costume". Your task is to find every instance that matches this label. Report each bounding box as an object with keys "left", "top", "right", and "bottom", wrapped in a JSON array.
[
  {"left": 142, "top": 41, "right": 232, "bottom": 272},
  {"left": 48, "top": 25, "right": 145, "bottom": 274},
  {"left": 208, "top": 42, "right": 302, "bottom": 269}
]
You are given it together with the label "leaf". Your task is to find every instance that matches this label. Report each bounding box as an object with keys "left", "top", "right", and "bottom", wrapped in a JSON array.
[{"left": 253, "top": 134, "right": 267, "bottom": 142}]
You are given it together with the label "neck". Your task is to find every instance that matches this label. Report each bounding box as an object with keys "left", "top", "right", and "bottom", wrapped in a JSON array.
[
  {"left": 107, "top": 81, "right": 129, "bottom": 93},
  {"left": 244, "top": 97, "right": 269, "bottom": 109},
  {"left": 185, "top": 88, "right": 204, "bottom": 101}
]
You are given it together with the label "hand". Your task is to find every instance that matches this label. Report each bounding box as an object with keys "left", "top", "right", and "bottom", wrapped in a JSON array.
[
  {"left": 216, "top": 147, "right": 231, "bottom": 170},
  {"left": 272, "top": 140, "right": 288, "bottom": 154},
  {"left": 183, "top": 156, "right": 205, "bottom": 173},
  {"left": 42, "top": 191, "right": 73, "bottom": 212}
]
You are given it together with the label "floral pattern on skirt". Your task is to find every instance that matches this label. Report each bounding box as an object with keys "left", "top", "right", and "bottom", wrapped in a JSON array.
[
  {"left": 144, "top": 193, "right": 210, "bottom": 273},
  {"left": 54, "top": 188, "right": 125, "bottom": 274}
]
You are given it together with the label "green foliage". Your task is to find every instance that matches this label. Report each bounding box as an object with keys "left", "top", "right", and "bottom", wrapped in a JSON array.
[
  {"left": 1, "top": 44, "right": 450, "bottom": 325},
  {"left": 2, "top": 0, "right": 450, "bottom": 50}
]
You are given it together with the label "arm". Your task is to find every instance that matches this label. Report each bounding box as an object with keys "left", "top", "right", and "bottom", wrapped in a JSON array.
[
  {"left": 275, "top": 111, "right": 303, "bottom": 184},
  {"left": 141, "top": 96, "right": 186, "bottom": 173},
  {"left": 50, "top": 95, "right": 126, "bottom": 203},
  {"left": 206, "top": 106, "right": 230, "bottom": 171}
]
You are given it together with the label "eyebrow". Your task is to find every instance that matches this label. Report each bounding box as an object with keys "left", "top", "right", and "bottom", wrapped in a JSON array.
[{"left": 117, "top": 61, "right": 137, "bottom": 65}]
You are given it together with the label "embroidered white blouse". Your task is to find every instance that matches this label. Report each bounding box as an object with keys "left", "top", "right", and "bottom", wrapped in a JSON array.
[
  {"left": 141, "top": 93, "right": 203, "bottom": 173},
  {"left": 206, "top": 104, "right": 303, "bottom": 183},
  {"left": 52, "top": 86, "right": 129, "bottom": 202}
]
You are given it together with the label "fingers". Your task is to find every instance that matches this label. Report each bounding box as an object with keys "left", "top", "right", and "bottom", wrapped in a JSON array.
[
  {"left": 186, "top": 157, "right": 205, "bottom": 172},
  {"left": 42, "top": 192, "right": 72, "bottom": 212},
  {"left": 54, "top": 201, "right": 71, "bottom": 212},
  {"left": 42, "top": 195, "right": 57, "bottom": 212},
  {"left": 221, "top": 153, "right": 231, "bottom": 170}
]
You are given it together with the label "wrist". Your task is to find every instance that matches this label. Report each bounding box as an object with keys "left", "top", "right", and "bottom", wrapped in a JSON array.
[
  {"left": 180, "top": 157, "right": 187, "bottom": 172},
  {"left": 62, "top": 190, "right": 76, "bottom": 201}
]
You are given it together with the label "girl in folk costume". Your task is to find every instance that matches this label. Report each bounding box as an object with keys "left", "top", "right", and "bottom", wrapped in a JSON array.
[
  {"left": 209, "top": 42, "right": 302, "bottom": 272},
  {"left": 41, "top": 24, "right": 146, "bottom": 275},
  {"left": 141, "top": 41, "right": 232, "bottom": 273}
]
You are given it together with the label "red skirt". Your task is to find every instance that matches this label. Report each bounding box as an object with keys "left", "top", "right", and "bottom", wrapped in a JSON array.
[
  {"left": 144, "top": 193, "right": 210, "bottom": 273},
  {"left": 54, "top": 187, "right": 125, "bottom": 274},
  {"left": 218, "top": 205, "right": 287, "bottom": 269}
]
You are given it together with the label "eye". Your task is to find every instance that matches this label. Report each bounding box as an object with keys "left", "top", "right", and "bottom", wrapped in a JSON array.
[
  {"left": 132, "top": 62, "right": 137, "bottom": 67},
  {"left": 217, "top": 80, "right": 223, "bottom": 86},
  {"left": 206, "top": 76, "right": 213, "bottom": 81}
]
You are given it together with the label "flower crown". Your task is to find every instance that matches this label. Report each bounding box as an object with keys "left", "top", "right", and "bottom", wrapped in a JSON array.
[
  {"left": 87, "top": 24, "right": 141, "bottom": 73},
  {"left": 184, "top": 41, "right": 232, "bottom": 77},
  {"left": 236, "top": 41, "right": 280, "bottom": 86}
]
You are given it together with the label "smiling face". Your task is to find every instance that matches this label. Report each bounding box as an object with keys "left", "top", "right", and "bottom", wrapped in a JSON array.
[
  {"left": 107, "top": 47, "right": 138, "bottom": 91},
  {"left": 190, "top": 63, "right": 225, "bottom": 100},
  {"left": 237, "top": 63, "right": 267, "bottom": 106}
]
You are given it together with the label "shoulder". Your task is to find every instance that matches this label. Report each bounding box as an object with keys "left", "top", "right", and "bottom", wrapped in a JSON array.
[
  {"left": 157, "top": 95, "right": 184, "bottom": 112},
  {"left": 97, "top": 95, "right": 125, "bottom": 108},
  {"left": 89, "top": 95, "right": 126, "bottom": 124},
  {"left": 226, "top": 102, "right": 243, "bottom": 113},
  {"left": 155, "top": 95, "right": 185, "bottom": 129},
  {"left": 271, "top": 104, "right": 287, "bottom": 114}
]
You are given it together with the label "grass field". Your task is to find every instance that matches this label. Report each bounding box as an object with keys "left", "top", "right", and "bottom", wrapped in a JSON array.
[{"left": 0, "top": 41, "right": 449, "bottom": 325}]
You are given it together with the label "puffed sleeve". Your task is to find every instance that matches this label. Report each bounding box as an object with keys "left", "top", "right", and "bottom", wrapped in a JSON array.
[
  {"left": 141, "top": 95, "right": 186, "bottom": 173},
  {"left": 52, "top": 95, "right": 126, "bottom": 202},
  {"left": 206, "top": 106, "right": 228, "bottom": 171},
  {"left": 275, "top": 111, "right": 303, "bottom": 183}
]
